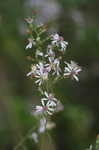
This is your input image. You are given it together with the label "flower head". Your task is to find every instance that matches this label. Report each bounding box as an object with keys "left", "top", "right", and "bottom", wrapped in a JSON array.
[
  {"left": 27, "top": 64, "right": 37, "bottom": 77},
  {"left": 41, "top": 91, "right": 57, "bottom": 106},
  {"left": 25, "top": 17, "right": 33, "bottom": 24},
  {"left": 60, "top": 40, "right": 68, "bottom": 52},
  {"left": 51, "top": 33, "right": 68, "bottom": 52},
  {"left": 26, "top": 38, "right": 34, "bottom": 49},
  {"left": 48, "top": 58, "right": 61, "bottom": 76},
  {"left": 52, "top": 33, "right": 60, "bottom": 41},
  {"left": 33, "top": 99, "right": 56, "bottom": 116},
  {"left": 45, "top": 45, "right": 55, "bottom": 58},
  {"left": 64, "top": 61, "right": 82, "bottom": 81},
  {"left": 35, "top": 62, "right": 50, "bottom": 86}
]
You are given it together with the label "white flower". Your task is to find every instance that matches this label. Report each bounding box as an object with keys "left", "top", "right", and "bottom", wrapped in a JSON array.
[
  {"left": 36, "top": 62, "right": 51, "bottom": 73},
  {"left": 52, "top": 59, "right": 61, "bottom": 76},
  {"left": 45, "top": 45, "right": 55, "bottom": 58},
  {"left": 41, "top": 91, "right": 57, "bottom": 106},
  {"left": 35, "top": 73, "right": 48, "bottom": 86},
  {"left": 31, "top": 132, "right": 38, "bottom": 143},
  {"left": 64, "top": 61, "right": 82, "bottom": 81},
  {"left": 60, "top": 40, "right": 68, "bottom": 52},
  {"left": 25, "top": 17, "right": 33, "bottom": 24},
  {"left": 27, "top": 64, "right": 37, "bottom": 77},
  {"left": 33, "top": 99, "right": 55, "bottom": 115},
  {"left": 33, "top": 105, "right": 44, "bottom": 115},
  {"left": 51, "top": 33, "right": 60, "bottom": 42},
  {"left": 48, "top": 58, "right": 61, "bottom": 76},
  {"left": 35, "top": 62, "right": 51, "bottom": 86},
  {"left": 51, "top": 33, "right": 68, "bottom": 52},
  {"left": 26, "top": 38, "right": 33, "bottom": 49},
  {"left": 38, "top": 117, "right": 46, "bottom": 133},
  {"left": 27, "top": 62, "right": 51, "bottom": 86}
]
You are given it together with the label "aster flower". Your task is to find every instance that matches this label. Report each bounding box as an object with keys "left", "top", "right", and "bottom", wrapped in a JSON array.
[
  {"left": 41, "top": 91, "right": 57, "bottom": 106},
  {"left": 60, "top": 40, "right": 68, "bottom": 52},
  {"left": 52, "top": 58, "right": 61, "bottom": 76},
  {"left": 36, "top": 62, "right": 51, "bottom": 73},
  {"left": 48, "top": 58, "right": 61, "bottom": 76},
  {"left": 45, "top": 45, "right": 55, "bottom": 59},
  {"left": 26, "top": 38, "right": 34, "bottom": 49},
  {"left": 33, "top": 99, "right": 55, "bottom": 116},
  {"left": 51, "top": 33, "right": 68, "bottom": 52},
  {"left": 33, "top": 105, "right": 44, "bottom": 115},
  {"left": 25, "top": 17, "right": 33, "bottom": 24},
  {"left": 64, "top": 61, "right": 82, "bottom": 81},
  {"left": 27, "top": 64, "right": 37, "bottom": 77},
  {"left": 35, "top": 62, "right": 51, "bottom": 86},
  {"left": 51, "top": 33, "right": 60, "bottom": 42}
]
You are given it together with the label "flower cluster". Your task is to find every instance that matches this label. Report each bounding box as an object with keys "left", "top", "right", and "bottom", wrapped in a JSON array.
[{"left": 25, "top": 15, "right": 82, "bottom": 143}]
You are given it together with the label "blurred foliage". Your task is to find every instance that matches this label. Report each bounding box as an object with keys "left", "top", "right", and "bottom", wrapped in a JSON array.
[{"left": 0, "top": 0, "right": 99, "bottom": 150}]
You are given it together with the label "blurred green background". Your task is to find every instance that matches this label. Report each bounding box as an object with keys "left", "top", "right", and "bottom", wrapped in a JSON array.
[{"left": 0, "top": 0, "right": 99, "bottom": 150}]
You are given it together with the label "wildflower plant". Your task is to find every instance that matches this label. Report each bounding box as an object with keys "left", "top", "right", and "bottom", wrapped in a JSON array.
[{"left": 25, "top": 13, "right": 82, "bottom": 144}]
